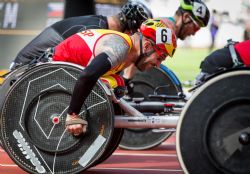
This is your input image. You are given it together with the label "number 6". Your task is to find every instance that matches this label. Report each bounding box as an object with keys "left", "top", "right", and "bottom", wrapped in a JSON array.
[{"left": 161, "top": 29, "right": 168, "bottom": 43}]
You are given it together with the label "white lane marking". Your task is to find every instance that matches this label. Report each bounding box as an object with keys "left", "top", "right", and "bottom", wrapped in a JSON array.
[
  {"left": 93, "top": 167, "right": 183, "bottom": 172},
  {"left": 161, "top": 143, "right": 176, "bottom": 146},
  {"left": 0, "top": 149, "right": 177, "bottom": 157},
  {"left": 0, "top": 163, "right": 17, "bottom": 167},
  {"left": 113, "top": 152, "right": 177, "bottom": 157}
]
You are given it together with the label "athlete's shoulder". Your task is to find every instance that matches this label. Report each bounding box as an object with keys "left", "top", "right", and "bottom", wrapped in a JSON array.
[{"left": 94, "top": 29, "right": 133, "bottom": 48}]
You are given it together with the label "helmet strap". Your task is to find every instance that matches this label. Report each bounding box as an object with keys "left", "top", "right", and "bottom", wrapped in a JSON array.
[
  {"left": 135, "top": 33, "right": 144, "bottom": 68},
  {"left": 178, "top": 11, "right": 193, "bottom": 37},
  {"left": 135, "top": 33, "right": 155, "bottom": 71}
]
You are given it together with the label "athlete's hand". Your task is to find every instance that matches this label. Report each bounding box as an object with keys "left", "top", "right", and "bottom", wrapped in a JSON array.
[{"left": 65, "top": 114, "right": 88, "bottom": 136}]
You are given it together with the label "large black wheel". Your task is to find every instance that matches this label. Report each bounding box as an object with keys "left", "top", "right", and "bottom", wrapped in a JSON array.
[
  {"left": 177, "top": 70, "right": 250, "bottom": 174},
  {"left": 90, "top": 103, "right": 124, "bottom": 167},
  {"left": 0, "top": 62, "right": 115, "bottom": 174},
  {"left": 120, "top": 67, "right": 181, "bottom": 150},
  {"left": 0, "top": 66, "right": 30, "bottom": 150}
]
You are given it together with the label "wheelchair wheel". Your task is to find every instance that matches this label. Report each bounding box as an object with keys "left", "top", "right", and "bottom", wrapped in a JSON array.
[{"left": 120, "top": 67, "right": 182, "bottom": 150}]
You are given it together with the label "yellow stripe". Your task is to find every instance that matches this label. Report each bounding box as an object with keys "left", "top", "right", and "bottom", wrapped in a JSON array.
[
  {"left": 0, "top": 69, "right": 8, "bottom": 76},
  {"left": 95, "top": 29, "right": 133, "bottom": 51},
  {"left": 0, "top": 29, "right": 41, "bottom": 36},
  {"left": 0, "top": 69, "right": 9, "bottom": 85},
  {"left": 101, "top": 75, "right": 118, "bottom": 89},
  {"left": 0, "top": 78, "right": 4, "bottom": 85}
]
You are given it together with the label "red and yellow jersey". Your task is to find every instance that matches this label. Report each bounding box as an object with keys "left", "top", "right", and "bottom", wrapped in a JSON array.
[
  {"left": 101, "top": 74, "right": 125, "bottom": 89},
  {"left": 53, "top": 29, "right": 133, "bottom": 75}
]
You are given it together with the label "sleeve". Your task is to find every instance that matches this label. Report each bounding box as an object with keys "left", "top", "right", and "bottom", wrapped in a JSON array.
[{"left": 67, "top": 52, "right": 111, "bottom": 115}]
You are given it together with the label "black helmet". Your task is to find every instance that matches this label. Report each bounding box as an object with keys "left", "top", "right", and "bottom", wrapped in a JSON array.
[
  {"left": 121, "top": 0, "right": 153, "bottom": 33},
  {"left": 180, "top": 0, "right": 210, "bottom": 27}
]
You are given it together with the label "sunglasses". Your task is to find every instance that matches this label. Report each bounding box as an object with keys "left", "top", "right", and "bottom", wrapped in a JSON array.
[
  {"left": 188, "top": 15, "right": 200, "bottom": 32},
  {"left": 147, "top": 40, "right": 168, "bottom": 61},
  {"left": 153, "top": 45, "right": 168, "bottom": 61}
]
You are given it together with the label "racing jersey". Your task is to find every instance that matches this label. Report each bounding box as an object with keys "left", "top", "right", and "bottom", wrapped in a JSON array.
[
  {"left": 52, "top": 29, "right": 133, "bottom": 75},
  {"left": 234, "top": 40, "right": 250, "bottom": 66},
  {"left": 13, "top": 15, "right": 108, "bottom": 66}
]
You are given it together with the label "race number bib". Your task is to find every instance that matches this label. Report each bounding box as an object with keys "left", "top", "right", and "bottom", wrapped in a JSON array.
[
  {"left": 156, "top": 27, "right": 172, "bottom": 45},
  {"left": 193, "top": 2, "right": 206, "bottom": 18}
]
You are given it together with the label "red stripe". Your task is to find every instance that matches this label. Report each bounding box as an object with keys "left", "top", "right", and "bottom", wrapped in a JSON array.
[
  {"left": 53, "top": 34, "right": 92, "bottom": 67},
  {"left": 110, "top": 74, "right": 125, "bottom": 87},
  {"left": 101, "top": 79, "right": 110, "bottom": 87}
]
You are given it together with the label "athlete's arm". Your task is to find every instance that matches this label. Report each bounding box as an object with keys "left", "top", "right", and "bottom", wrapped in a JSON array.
[
  {"left": 67, "top": 34, "right": 130, "bottom": 115},
  {"left": 95, "top": 34, "right": 130, "bottom": 67},
  {"left": 68, "top": 53, "right": 111, "bottom": 115}
]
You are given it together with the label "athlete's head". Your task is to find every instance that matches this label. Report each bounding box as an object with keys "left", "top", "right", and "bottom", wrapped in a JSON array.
[
  {"left": 175, "top": 0, "right": 210, "bottom": 39},
  {"left": 120, "top": 0, "right": 153, "bottom": 33},
  {"left": 140, "top": 18, "right": 177, "bottom": 57},
  {"left": 135, "top": 18, "right": 177, "bottom": 71},
  {"left": 180, "top": 0, "right": 210, "bottom": 27}
]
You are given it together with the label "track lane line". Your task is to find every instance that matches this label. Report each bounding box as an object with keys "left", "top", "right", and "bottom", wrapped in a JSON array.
[
  {"left": 113, "top": 152, "right": 177, "bottom": 157},
  {"left": 92, "top": 167, "right": 183, "bottom": 172}
]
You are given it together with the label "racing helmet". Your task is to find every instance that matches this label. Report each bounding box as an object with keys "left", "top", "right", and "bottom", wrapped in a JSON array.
[
  {"left": 180, "top": 0, "right": 210, "bottom": 27},
  {"left": 121, "top": 0, "right": 153, "bottom": 33},
  {"left": 140, "top": 19, "right": 177, "bottom": 57}
]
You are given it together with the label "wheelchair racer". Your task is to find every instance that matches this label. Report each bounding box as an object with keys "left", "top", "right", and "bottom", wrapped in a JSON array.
[
  {"left": 195, "top": 39, "right": 250, "bottom": 85},
  {"left": 49, "top": 19, "right": 177, "bottom": 136}
]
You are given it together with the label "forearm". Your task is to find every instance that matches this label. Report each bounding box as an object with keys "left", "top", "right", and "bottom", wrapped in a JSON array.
[{"left": 68, "top": 53, "right": 111, "bottom": 115}]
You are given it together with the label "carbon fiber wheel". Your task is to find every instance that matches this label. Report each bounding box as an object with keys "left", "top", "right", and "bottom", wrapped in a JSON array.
[{"left": 0, "top": 63, "right": 114, "bottom": 174}]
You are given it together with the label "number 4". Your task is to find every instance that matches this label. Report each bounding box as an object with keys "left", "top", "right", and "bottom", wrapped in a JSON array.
[
  {"left": 193, "top": 2, "right": 206, "bottom": 18},
  {"left": 196, "top": 6, "right": 203, "bottom": 15}
]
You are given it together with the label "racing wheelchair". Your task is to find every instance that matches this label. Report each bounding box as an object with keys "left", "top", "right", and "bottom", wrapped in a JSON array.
[{"left": 0, "top": 62, "right": 249, "bottom": 174}]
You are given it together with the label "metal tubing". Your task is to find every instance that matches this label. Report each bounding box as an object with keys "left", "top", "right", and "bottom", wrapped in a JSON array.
[
  {"left": 116, "top": 98, "right": 145, "bottom": 117},
  {"left": 114, "top": 115, "right": 179, "bottom": 128},
  {"left": 127, "top": 101, "right": 166, "bottom": 113},
  {"left": 108, "top": 84, "right": 184, "bottom": 117},
  {"left": 127, "top": 101, "right": 185, "bottom": 114},
  {"left": 108, "top": 86, "right": 145, "bottom": 117},
  {"left": 168, "top": 101, "right": 186, "bottom": 108}
]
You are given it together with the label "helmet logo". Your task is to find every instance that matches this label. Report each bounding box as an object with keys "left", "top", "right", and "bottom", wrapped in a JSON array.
[
  {"left": 193, "top": 2, "right": 206, "bottom": 18},
  {"left": 156, "top": 28, "right": 172, "bottom": 45}
]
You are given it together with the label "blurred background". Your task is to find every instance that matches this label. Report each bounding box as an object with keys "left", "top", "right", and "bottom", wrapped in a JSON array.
[{"left": 0, "top": 0, "right": 250, "bottom": 84}]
